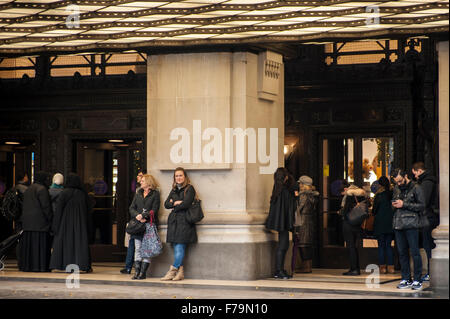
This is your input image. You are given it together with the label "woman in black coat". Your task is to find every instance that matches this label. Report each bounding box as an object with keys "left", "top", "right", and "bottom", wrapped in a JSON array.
[
  {"left": 128, "top": 174, "right": 160, "bottom": 280},
  {"left": 373, "top": 176, "right": 395, "bottom": 274},
  {"left": 265, "top": 167, "right": 297, "bottom": 279},
  {"left": 340, "top": 184, "right": 368, "bottom": 276},
  {"left": 18, "top": 171, "right": 52, "bottom": 272},
  {"left": 50, "top": 173, "right": 93, "bottom": 273},
  {"left": 161, "top": 167, "right": 197, "bottom": 282}
]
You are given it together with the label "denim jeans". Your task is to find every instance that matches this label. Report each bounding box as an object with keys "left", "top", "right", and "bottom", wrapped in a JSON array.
[
  {"left": 173, "top": 243, "right": 187, "bottom": 269},
  {"left": 377, "top": 233, "right": 394, "bottom": 265},
  {"left": 125, "top": 237, "right": 135, "bottom": 270},
  {"left": 395, "top": 228, "right": 422, "bottom": 282}
]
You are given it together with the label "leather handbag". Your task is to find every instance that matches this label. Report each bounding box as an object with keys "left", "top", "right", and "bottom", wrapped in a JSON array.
[
  {"left": 186, "top": 199, "right": 204, "bottom": 224},
  {"left": 125, "top": 218, "right": 146, "bottom": 235},
  {"left": 347, "top": 195, "right": 369, "bottom": 226},
  {"left": 361, "top": 212, "right": 375, "bottom": 232}
]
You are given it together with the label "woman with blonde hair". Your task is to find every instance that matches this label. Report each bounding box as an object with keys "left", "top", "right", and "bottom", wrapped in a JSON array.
[
  {"left": 129, "top": 174, "right": 160, "bottom": 280},
  {"left": 161, "top": 167, "right": 197, "bottom": 281}
]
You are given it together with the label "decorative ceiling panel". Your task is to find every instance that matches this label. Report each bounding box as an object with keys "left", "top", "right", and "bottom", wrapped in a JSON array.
[{"left": 0, "top": 0, "right": 447, "bottom": 55}]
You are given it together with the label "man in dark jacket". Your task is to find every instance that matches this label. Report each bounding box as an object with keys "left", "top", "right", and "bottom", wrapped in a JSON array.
[
  {"left": 412, "top": 161, "right": 439, "bottom": 282},
  {"left": 391, "top": 168, "right": 426, "bottom": 291}
]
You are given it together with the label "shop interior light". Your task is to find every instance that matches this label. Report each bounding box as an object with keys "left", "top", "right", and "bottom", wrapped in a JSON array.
[{"left": 108, "top": 139, "right": 124, "bottom": 143}]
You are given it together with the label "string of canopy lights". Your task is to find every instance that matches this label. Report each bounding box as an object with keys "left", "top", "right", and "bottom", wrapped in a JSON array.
[{"left": 0, "top": 0, "right": 448, "bottom": 54}]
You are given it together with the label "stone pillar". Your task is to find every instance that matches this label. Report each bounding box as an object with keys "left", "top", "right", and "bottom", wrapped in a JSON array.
[
  {"left": 147, "top": 51, "right": 284, "bottom": 280},
  {"left": 431, "top": 41, "right": 449, "bottom": 294}
]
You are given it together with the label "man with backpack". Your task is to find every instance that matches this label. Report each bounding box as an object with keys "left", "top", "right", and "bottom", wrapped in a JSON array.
[
  {"left": 412, "top": 162, "right": 439, "bottom": 282},
  {"left": 1, "top": 173, "right": 29, "bottom": 232}
]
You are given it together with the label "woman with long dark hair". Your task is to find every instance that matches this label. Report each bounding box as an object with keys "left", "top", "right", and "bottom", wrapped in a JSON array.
[
  {"left": 161, "top": 167, "right": 197, "bottom": 281},
  {"left": 373, "top": 176, "right": 395, "bottom": 274},
  {"left": 265, "top": 167, "right": 297, "bottom": 279}
]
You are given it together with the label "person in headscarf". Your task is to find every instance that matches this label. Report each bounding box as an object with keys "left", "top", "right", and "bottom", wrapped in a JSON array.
[
  {"left": 50, "top": 173, "right": 93, "bottom": 273},
  {"left": 49, "top": 173, "right": 64, "bottom": 213},
  {"left": 18, "top": 171, "right": 52, "bottom": 272}
]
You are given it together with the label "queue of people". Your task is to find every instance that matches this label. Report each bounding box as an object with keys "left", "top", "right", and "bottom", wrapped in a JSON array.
[{"left": 8, "top": 161, "right": 438, "bottom": 289}]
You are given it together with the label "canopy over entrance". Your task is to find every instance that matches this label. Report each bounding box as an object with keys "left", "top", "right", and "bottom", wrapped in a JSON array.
[{"left": 0, "top": 0, "right": 448, "bottom": 55}]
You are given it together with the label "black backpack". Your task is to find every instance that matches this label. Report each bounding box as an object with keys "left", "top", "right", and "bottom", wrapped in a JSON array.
[{"left": 1, "top": 187, "right": 23, "bottom": 221}]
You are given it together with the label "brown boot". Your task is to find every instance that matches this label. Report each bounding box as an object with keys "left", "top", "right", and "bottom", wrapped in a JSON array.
[
  {"left": 172, "top": 265, "right": 184, "bottom": 281},
  {"left": 387, "top": 265, "right": 395, "bottom": 274},
  {"left": 297, "top": 260, "right": 312, "bottom": 273},
  {"left": 380, "top": 265, "right": 387, "bottom": 274},
  {"left": 161, "top": 265, "right": 178, "bottom": 281}
]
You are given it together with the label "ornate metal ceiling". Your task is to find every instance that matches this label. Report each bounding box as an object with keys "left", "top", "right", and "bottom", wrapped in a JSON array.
[{"left": 0, "top": 0, "right": 448, "bottom": 55}]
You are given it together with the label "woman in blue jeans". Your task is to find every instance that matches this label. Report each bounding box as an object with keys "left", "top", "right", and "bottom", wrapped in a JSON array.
[
  {"left": 161, "top": 167, "right": 197, "bottom": 281},
  {"left": 373, "top": 176, "right": 395, "bottom": 274}
]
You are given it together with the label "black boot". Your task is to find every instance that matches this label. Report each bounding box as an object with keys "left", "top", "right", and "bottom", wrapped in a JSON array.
[
  {"left": 137, "top": 262, "right": 150, "bottom": 280},
  {"left": 132, "top": 261, "right": 142, "bottom": 280}
]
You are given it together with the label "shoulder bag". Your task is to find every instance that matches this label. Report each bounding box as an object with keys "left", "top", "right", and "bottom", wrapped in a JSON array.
[
  {"left": 126, "top": 217, "right": 146, "bottom": 235},
  {"left": 184, "top": 186, "right": 204, "bottom": 224},
  {"left": 347, "top": 195, "right": 369, "bottom": 226}
]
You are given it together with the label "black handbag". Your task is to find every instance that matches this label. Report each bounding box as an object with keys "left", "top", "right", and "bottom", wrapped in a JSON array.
[
  {"left": 347, "top": 195, "right": 369, "bottom": 226},
  {"left": 126, "top": 218, "right": 146, "bottom": 235},
  {"left": 186, "top": 199, "right": 204, "bottom": 224}
]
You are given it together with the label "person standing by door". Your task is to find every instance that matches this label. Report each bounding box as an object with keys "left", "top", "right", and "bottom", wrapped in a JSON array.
[
  {"left": 265, "top": 167, "right": 297, "bottom": 279},
  {"left": 294, "top": 175, "right": 319, "bottom": 273},
  {"left": 340, "top": 184, "right": 368, "bottom": 276},
  {"left": 411, "top": 162, "right": 439, "bottom": 282},
  {"left": 50, "top": 173, "right": 93, "bottom": 273},
  {"left": 373, "top": 176, "right": 395, "bottom": 274},
  {"left": 120, "top": 169, "right": 147, "bottom": 274},
  {"left": 161, "top": 167, "right": 197, "bottom": 281},
  {"left": 49, "top": 173, "right": 64, "bottom": 214},
  {"left": 391, "top": 168, "right": 425, "bottom": 290},
  {"left": 18, "top": 171, "right": 53, "bottom": 272}
]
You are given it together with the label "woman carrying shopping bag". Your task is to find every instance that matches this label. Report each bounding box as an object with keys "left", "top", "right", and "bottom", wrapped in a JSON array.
[{"left": 128, "top": 174, "right": 160, "bottom": 280}]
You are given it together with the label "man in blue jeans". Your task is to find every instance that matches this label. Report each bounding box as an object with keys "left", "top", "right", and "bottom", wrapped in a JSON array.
[
  {"left": 120, "top": 170, "right": 146, "bottom": 274},
  {"left": 391, "top": 169, "right": 426, "bottom": 291}
]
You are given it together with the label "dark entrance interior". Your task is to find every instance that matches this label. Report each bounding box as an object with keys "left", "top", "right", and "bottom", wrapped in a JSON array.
[
  {"left": 318, "top": 134, "right": 396, "bottom": 269},
  {"left": 74, "top": 139, "right": 144, "bottom": 262}
]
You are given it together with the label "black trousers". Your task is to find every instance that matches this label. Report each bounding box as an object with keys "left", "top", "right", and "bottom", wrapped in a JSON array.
[
  {"left": 343, "top": 220, "right": 361, "bottom": 271},
  {"left": 275, "top": 230, "right": 290, "bottom": 272}
]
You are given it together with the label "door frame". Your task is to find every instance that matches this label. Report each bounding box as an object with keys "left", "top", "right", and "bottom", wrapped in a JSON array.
[
  {"left": 65, "top": 133, "right": 145, "bottom": 261},
  {"left": 310, "top": 125, "right": 404, "bottom": 268}
]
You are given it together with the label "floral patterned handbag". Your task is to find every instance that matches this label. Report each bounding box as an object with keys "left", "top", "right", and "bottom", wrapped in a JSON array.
[{"left": 141, "top": 210, "right": 163, "bottom": 258}]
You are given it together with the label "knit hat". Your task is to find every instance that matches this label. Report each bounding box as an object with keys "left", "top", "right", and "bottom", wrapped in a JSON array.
[
  {"left": 52, "top": 173, "right": 64, "bottom": 185},
  {"left": 298, "top": 175, "right": 313, "bottom": 186}
]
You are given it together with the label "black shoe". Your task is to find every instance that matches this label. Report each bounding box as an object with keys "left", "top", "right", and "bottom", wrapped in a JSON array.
[
  {"left": 137, "top": 262, "right": 150, "bottom": 280},
  {"left": 120, "top": 268, "right": 131, "bottom": 274},
  {"left": 280, "top": 270, "right": 292, "bottom": 279},
  {"left": 273, "top": 270, "right": 290, "bottom": 279},
  {"left": 132, "top": 261, "right": 142, "bottom": 280},
  {"left": 342, "top": 269, "right": 360, "bottom": 276}
]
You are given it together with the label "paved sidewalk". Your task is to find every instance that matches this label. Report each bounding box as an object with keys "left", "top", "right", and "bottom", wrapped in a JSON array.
[{"left": 0, "top": 261, "right": 440, "bottom": 299}]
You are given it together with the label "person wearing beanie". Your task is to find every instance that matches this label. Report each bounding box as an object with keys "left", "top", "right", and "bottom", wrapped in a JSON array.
[
  {"left": 49, "top": 173, "right": 64, "bottom": 214},
  {"left": 293, "top": 175, "right": 319, "bottom": 273}
]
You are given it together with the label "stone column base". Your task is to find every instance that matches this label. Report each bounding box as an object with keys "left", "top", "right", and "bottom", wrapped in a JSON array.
[
  {"left": 149, "top": 241, "right": 279, "bottom": 281},
  {"left": 430, "top": 226, "right": 449, "bottom": 293}
]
